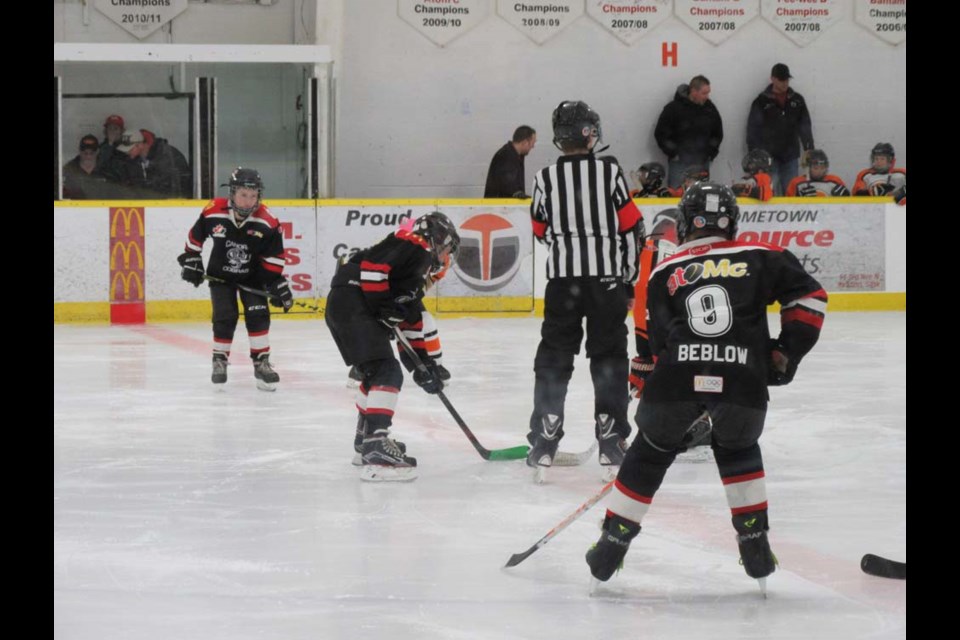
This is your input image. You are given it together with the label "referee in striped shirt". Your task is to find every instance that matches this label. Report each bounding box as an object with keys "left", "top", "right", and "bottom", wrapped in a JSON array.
[{"left": 526, "top": 100, "right": 645, "bottom": 481}]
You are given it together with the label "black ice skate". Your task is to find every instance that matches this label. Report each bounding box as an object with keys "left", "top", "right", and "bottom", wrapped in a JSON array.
[
  {"left": 353, "top": 417, "right": 405, "bottom": 466},
  {"left": 526, "top": 414, "right": 563, "bottom": 484},
  {"left": 733, "top": 510, "right": 778, "bottom": 595},
  {"left": 346, "top": 365, "right": 363, "bottom": 389},
  {"left": 211, "top": 353, "right": 229, "bottom": 385},
  {"left": 253, "top": 353, "right": 279, "bottom": 391},
  {"left": 676, "top": 413, "right": 714, "bottom": 463},
  {"left": 360, "top": 433, "right": 417, "bottom": 482},
  {"left": 586, "top": 512, "right": 640, "bottom": 586},
  {"left": 596, "top": 414, "right": 627, "bottom": 479}
]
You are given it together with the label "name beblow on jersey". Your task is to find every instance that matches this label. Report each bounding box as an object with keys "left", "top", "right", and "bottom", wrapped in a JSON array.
[
  {"left": 184, "top": 198, "right": 286, "bottom": 284},
  {"left": 644, "top": 237, "right": 826, "bottom": 408}
]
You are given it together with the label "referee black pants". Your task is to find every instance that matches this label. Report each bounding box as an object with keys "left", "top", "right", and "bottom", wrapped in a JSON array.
[{"left": 530, "top": 277, "right": 630, "bottom": 440}]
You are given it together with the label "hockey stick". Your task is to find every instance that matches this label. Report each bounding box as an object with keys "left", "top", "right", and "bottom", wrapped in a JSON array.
[
  {"left": 504, "top": 480, "right": 614, "bottom": 568},
  {"left": 504, "top": 410, "right": 711, "bottom": 568},
  {"left": 861, "top": 554, "right": 906, "bottom": 580},
  {"left": 393, "top": 327, "right": 529, "bottom": 461},
  {"left": 201, "top": 274, "right": 322, "bottom": 312}
]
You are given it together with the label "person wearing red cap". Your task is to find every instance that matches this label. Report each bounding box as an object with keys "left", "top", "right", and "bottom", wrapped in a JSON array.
[{"left": 96, "top": 114, "right": 129, "bottom": 185}]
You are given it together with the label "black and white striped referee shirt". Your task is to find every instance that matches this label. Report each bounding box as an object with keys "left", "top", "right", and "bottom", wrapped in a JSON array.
[{"left": 530, "top": 154, "right": 643, "bottom": 284}]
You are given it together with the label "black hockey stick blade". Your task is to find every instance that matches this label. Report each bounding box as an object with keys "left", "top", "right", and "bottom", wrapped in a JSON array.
[{"left": 860, "top": 554, "right": 906, "bottom": 580}]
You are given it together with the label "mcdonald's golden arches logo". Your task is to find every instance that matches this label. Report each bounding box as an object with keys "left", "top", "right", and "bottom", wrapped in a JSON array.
[
  {"left": 111, "top": 207, "right": 145, "bottom": 238},
  {"left": 111, "top": 271, "right": 144, "bottom": 301},
  {"left": 109, "top": 207, "right": 146, "bottom": 303}
]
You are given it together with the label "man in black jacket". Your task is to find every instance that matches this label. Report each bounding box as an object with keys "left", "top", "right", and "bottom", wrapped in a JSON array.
[
  {"left": 484, "top": 125, "right": 536, "bottom": 198},
  {"left": 654, "top": 75, "right": 723, "bottom": 190},
  {"left": 747, "top": 63, "right": 815, "bottom": 196}
]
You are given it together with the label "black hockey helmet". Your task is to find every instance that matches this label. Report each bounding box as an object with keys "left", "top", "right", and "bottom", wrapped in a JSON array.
[
  {"left": 552, "top": 100, "right": 601, "bottom": 151},
  {"left": 412, "top": 211, "right": 461, "bottom": 269},
  {"left": 676, "top": 181, "right": 739, "bottom": 243},
  {"left": 638, "top": 161, "right": 666, "bottom": 189},
  {"left": 742, "top": 149, "right": 772, "bottom": 175},
  {"left": 870, "top": 142, "right": 895, "bottom": 172},
  {"left": 222, "top": 167, "right": 263, "bottom": 219},
  {"left": 807, "top": 148, "right": 829, "bottom": 167}
]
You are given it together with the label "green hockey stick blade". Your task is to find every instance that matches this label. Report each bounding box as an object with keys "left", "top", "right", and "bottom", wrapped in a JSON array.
[{"left": 486, "top": 445, "right": 530, "bottom": 461}]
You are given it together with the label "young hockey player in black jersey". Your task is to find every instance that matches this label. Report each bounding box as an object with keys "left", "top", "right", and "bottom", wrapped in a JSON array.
[
  {"left": 586, "top": 181, "right": 826, "bottom": 593},
  {"left": 326, "top": 211, "right": 460, "bottom": 482},
  {"left": 177, "top": 167, "right": 292, "bottom": 391},
  {"left": 526, "top": 100, "right": 644, "bottom": 483}
]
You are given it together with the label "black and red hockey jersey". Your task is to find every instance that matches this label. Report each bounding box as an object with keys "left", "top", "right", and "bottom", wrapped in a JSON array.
[
  {"left": 183, "top": 197, "right": 286, "bottom": 285},
  {"left": 644, "top": 236, "right": 826, "bottom": 408},
  {"left": 330, "top": 227, "right": 434, "bottom": 326}
]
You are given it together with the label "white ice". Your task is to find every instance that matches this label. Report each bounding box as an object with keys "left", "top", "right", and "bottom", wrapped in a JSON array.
[{"left": 54, "top": 313, "right": 906, "bottom": 639}]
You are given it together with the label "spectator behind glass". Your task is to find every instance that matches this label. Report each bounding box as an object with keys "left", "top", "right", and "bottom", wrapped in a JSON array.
[
  {"left": 484, "top": 125, "right": 537, "bottom": 198},
  {"left": 115, "top": 127, "right": 193, "bottom": 198},
  {"left": 654, "top": 75, "right": 724, "bottom": 190},
  {"left": 97, "top": 114, "right": 128, "bottom": 183},
  {"left": 746, "top": 63, "right": 814, "bottom": 196},
  {"left": 62, "top": 134, "right": 109, "bottom": 200}
]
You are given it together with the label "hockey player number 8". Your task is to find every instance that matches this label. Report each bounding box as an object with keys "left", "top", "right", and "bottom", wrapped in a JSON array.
[{"left": 686, "top": 285, "right": 733, "bottom": 337}]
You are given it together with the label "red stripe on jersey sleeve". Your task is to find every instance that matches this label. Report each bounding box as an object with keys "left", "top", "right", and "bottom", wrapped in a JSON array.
[
  {"left": 360, "top": 260, "right": 391, "bottom": 274},
  {"left": 783, "top": 307, "right": 824, "bottom": 329},
  {"left": 617, "top": 200, "right": 642, "bottom": 232},
  {"left": 261, "top": 260, "right": 283, "bottom": 274},
  {"left": 361, "top": 282, "right": 389, "bottom": 292}
]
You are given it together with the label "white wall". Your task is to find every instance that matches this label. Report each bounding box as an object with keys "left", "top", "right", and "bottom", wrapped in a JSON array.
[{"left": 337, "top": 1, "right": 905, "bottom": 197}]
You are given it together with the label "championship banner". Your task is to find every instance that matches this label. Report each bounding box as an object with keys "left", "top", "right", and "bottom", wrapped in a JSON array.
[
  {"left": 314, "top": 205, "right": 535, "bottom": 310},
  {"left": 635, "top": 201, "right": 887, "bottom": 291}
]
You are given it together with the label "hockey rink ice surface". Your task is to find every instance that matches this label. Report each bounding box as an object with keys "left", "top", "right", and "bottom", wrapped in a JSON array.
[{"left": 54, "top": 313, "right": 906, "bottom": 639}]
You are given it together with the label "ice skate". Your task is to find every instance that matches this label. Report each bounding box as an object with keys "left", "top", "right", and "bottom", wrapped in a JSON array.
[
  {"left": 211, "top": 352, "right": 228, "bottom": 386},
  {"left": 346, "top": 365, "right": 363, "bottom": 389},
  {"left": 526, "top": 414, "right": 562, "bottom": 483},
  {"left": 585, "top": 513, "right": 640, "bottom": 582},
  {"left": 360, "top": 434, "right": 417, "bottom": 482},
  {"left": 253, "top": 353, "right": 279, "bottom": 391},
  {"left": 733, "top": 511, "right": 778, "bottom": 591}
]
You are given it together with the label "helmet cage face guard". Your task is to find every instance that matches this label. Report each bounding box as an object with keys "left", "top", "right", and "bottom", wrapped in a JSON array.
[
  {"left": 225, "top": 168, "right": 263, "bottom": 219},
  {"left": 413, "top": 212, "right": 461, "bottom": 270}
]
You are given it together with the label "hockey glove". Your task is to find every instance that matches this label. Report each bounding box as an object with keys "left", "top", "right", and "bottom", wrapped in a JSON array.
[
  {"left": 767, "top": 340, "right": 798, "bottom": 386},
  {"left": 378, "top": 305, "right": 407, "bottom": 332},
  {"left": 869, "top": 182, "right": 894, "bottom": 197},
  {"left": 267, "top": 278, "right": 293, "bottom": 312},
  {"left": 628, "top": 355, "right": 655, "bottom": 399},
  {"left": 413, "top": 362, "right": 444, "bottom": 395},
  {"left": 796, "top": 182, "right": 818, "bottom": 198},
  {"left": 892, "top": 185, "right": 906, "bottom": 205},
  {"left": 177, "top": 251, "right": 204, "bottom": 287}
]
